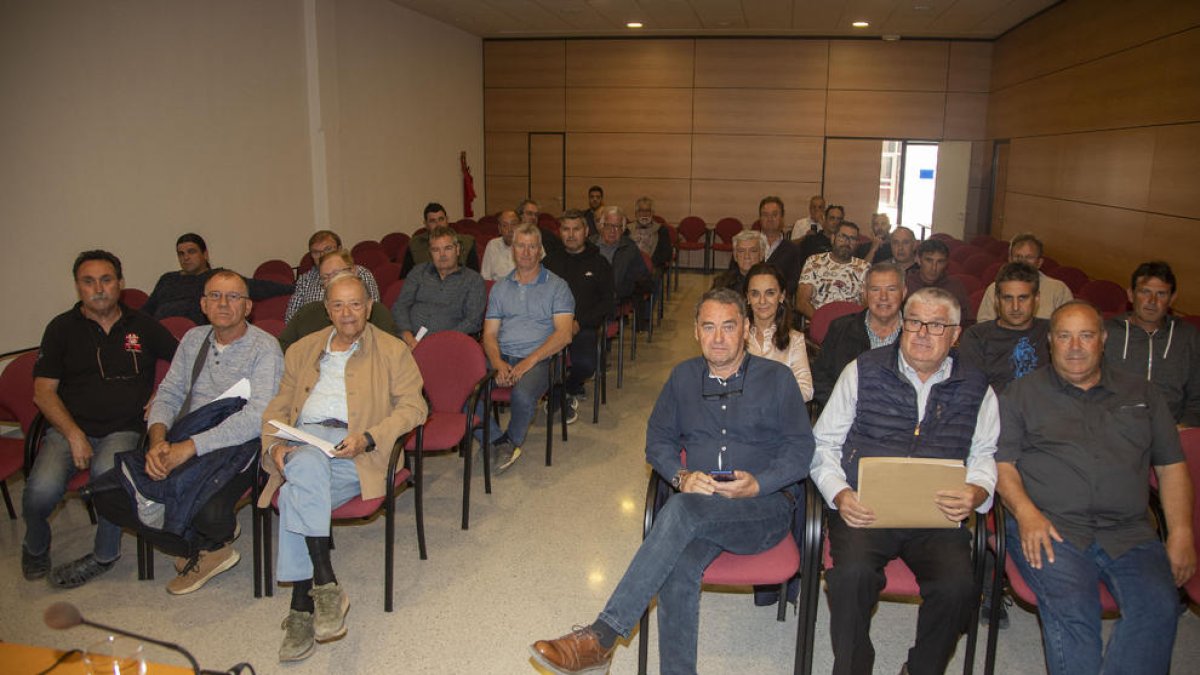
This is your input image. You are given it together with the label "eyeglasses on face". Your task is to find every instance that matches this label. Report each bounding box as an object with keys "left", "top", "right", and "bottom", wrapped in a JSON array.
[
  {"left": 204, "top": 291, "right": 247, "bottom": 302},
  {"left": 901, "top": 318, "right": 957, "bottom": 336}
]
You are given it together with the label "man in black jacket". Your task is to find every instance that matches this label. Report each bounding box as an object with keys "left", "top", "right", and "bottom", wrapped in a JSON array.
[
  {"left": 812, "top": 263, "right": 906, "bottom": 406},
  {"left": 543, "top": 210, "right": 615, "bottom": 420}
]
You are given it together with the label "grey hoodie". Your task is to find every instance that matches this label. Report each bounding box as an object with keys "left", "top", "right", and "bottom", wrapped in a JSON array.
[{"left": 1103, "top": 313, "right": 1200, "bottom": 426}]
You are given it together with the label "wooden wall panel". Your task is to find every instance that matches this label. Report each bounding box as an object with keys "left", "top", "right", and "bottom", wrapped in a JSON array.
[
  {"left": 691, "top": 135, "right": 823, "bottom": 183},
  {"left": 565, "top": 40, "right": 694, "bottom": 88},
  {"left": 1149, "top": 123, "right": 1200, "bottom": 219},
  {"left": 694, "top": 40, "right": 828, "bottom": 89},
  {"left": 688, "top": 180, "right": 821, "bottom": 226},
  {"left": 485, "top": 132, "right": 528, "bottom": 177},
  {"left": 565, "top": 133, "right": 692, "bottom": 179},
  {"left": 943, "top": 93, "right": 988, "bottom": 140},
  {"left": 484, "top": 88, "right": 564, "bottom": 132},
  {"left": 1053, "top": 201, "right": 1147, "bottom": 285},
  {"left": 1006, "top": 136, "right": 1062, "bottom": 198},
  {"left": 948, "top": 42, "right": 992, "bottom": 93},
  {"left": 828, "top": 41, "right": 949, "bottom": 92},
  {"left": 1056, "top": 128, "right": 1155, "bottom": 211},
  {"left": 565, "top": 88, "right": 692, "bottom": 133},
  {"left": 485, "top": 176, "right": 528, "bottom": 216},
  {"left": 825, "top": 91, "right": 945, "bottom": 139},
  {"left": 566, "top": 177, "right": 691, "bottom": 222},
  {"left": 997, "top": 192, "right": 1049, "bottom": 242},
  {"left": 693, "top": 89, "right": 826, "bottom": 136},
  {"left": 1144, "top": 214, "right": 1200, "bottom": 311},
  {"left": 822, "top": 139, "right": 882, "bottom": 228},
  {"left": 484, "top": 41, "right": 564, "bottom": 88}
]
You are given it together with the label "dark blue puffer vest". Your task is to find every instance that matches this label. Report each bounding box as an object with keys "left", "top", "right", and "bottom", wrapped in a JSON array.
[{"left": 841, "top": 343, "right": 989, "bottom": 489}]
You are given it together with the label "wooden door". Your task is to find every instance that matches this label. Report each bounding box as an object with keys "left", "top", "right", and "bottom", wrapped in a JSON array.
[{"left": 989, "top": 141, "right": 1010, "bottom": 237}]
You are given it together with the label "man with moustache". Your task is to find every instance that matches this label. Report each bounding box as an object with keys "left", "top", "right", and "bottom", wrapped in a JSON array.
[
  {"left": 23, "top": 250, "right": 177, "bottom": 587},
  {"left": 796, "top": 221, "right": 870, "bottom": 321}
]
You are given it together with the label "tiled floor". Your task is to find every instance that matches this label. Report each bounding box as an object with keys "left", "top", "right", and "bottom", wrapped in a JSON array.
[{"left": 1, "top": 271, "right": 1197, "bottom": 674}]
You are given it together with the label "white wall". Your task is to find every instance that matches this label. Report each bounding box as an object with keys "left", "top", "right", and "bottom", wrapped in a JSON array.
[{"left": 0, "top": 0, "right": 483, "bottom": 350}]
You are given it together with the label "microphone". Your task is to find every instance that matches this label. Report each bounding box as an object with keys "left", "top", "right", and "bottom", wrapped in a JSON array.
[{"left": 44, "top": 601, "right": 201, "bottom": 674}]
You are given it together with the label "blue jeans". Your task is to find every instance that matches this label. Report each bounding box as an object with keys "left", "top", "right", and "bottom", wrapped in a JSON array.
[
  {"left": 1004, "top": 516, "right": 1179, "bottom": 675},
  {"left": 475, "top": 354, "right": 549, "bottom": 447},
  {"left": 597, "top": 491, "right": 793, "bottom": 675},
  {"left": 276, "top": 425, "right": 361, "bottom": 582},
  {"left": 23, "top": 427, "right": 139, "bottom": 563}
]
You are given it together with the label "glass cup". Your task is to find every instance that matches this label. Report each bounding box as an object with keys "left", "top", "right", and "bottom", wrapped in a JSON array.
[{"left": 83, "top": 636, "right": 146, "bottom": 675}]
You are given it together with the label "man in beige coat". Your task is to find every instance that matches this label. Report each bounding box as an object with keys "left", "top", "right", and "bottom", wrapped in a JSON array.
[{"left": 260, "top": 272, "right": 427, "bottom": 662}]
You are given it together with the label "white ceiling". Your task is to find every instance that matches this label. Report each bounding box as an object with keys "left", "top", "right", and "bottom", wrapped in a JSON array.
[{"left": 389, "top": 0, "right": 1059, "bottom": 39}]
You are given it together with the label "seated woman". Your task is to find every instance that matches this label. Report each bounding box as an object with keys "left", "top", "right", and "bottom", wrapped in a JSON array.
[{"left": 744, "top": 262, "right": 813, "bottom": 402}]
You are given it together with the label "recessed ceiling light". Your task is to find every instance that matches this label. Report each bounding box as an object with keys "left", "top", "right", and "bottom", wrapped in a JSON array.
[
  {"left": 626, "top": 21, "right": 643, "bottom": 28},
  {"left": 852, "top": 20, "right": 870, "bottom": 28}
]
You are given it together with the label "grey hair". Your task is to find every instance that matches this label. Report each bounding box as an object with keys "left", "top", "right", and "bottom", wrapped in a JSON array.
[
  {"left": 732, "top": 229, "right": 768, "bottom": 251},
  {"left": 694, "top": 287, "right": 748, "bottom": 322},
  {"left": 600, "top": 205, "right": 626, "bottom": 224},
  {"left": 635, "top": 196, "right": 654, "bottom": 211},
  {"left": 865, "top": 262, "right": 904, "bottom": 284},
  {"left": 904, "top": 286, "right": 961, "bottom": 325},
  {"left": 325, "top": 270, "right": 368, "bottom": 297}
]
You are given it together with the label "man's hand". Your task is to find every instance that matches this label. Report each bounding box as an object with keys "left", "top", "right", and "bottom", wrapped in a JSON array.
[
  {"left": 1013, "top": 507, "right": 1062, "bottom": 569},
  {"left": 678, "top": 471, "right": 718, "bottom": 495},
  {"left": 143, "top": 439, "right": 171, "bottom": 479},
  {"left": 401, "top": 332, "right": 419, "bottom": 350},
  {"left": 508, "top": 356, "right": 538, "bottom": 383},
  {"left": 271, "top": 443, "right": 297, "bottom": 473},
  {"left": 1166, "top": 530, "right": 1197, "bottom": 587},
  {"left": 332, "top": 433, "right": 369, "bottom": 459},
  {"left": 145, "top": 440, "right": 197, "bottom": 480},
  {"left": 572, "top": 320, "right": 581, "bottom": 336},
  {"left": 143, "top": 392, "right": 156, "bottom": 421},
  {"left": 493, "top": 361, "right": 515, "bottom": 387},
  {"left": 934, "top": 484, "right": 988, "bottom": 523},
  {"left": 712, "top": 470, "right": 760, "bottom": 499},
  {"left": 833, "top": 488, "right": 876, "bottom": 528},
  {"left": 67, "top": 432, "right": 94, "bottom": 471}
]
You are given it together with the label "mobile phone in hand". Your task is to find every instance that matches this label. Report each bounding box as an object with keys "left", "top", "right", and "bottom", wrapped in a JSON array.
[{"left": 709, "top": 470, "right": 736, "bottom": 482}]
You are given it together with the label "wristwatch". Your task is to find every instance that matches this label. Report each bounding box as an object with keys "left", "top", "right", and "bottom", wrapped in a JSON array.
[
  {"left": 363, "top": 431, "right": 377, "bottom": 453},
  {"left": 671, "top": 469, "right": 689, "bottom": 490}
]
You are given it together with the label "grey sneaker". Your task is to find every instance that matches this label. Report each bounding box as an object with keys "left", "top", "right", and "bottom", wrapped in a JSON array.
[
  {"left": 310, "top": 582, "right": 350, "bottom": 642},
  {"left": 493, "top": 443, "right": 522, "bottom": 474},
  {"left": 279, "top": 610, "right": 315, "bottom": 662},
  {"left": 22, "top": 547, "right": 50, "bottom": 581},
  {"left": 49, "top": 553, "right": 116, "bottom": 589}
]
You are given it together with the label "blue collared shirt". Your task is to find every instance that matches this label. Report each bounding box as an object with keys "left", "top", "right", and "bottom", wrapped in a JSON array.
[{"left": 485, "top": 266, "right": 574, "bottom": 358}]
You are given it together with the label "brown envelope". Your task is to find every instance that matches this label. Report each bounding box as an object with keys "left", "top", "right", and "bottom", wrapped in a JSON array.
[{"left": 857, "top": 457, "right": 967, "bottom": 529}]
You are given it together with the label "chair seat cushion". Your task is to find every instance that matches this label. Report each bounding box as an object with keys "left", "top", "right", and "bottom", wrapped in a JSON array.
[
  {"left": 67, "top": 470, "right": 91, "bottom": 492},
  {"left": 821, "top": 538, "right": 921, "bottom": 596},
  {"left": 702, "top": 533, "right": 800, "bottom": 586},
  {"left": 405, "top": 413, "right": 468, "bottom": 452},
  {"left": 270, "top": 467, "right": 412, "bottom": 520},
  {"left": 1004, "top": 555, "right": 1119, "bottom": 612}
]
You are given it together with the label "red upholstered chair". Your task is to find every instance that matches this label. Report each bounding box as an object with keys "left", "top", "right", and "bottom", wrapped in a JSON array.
[
  {"left": 637, "top": 469, "right": 822, "bottom": 675},
  {"left": 962, "top": 253, "right": 997, "bottom": 277},
  {"left": 120, "top": 288, "right": 149, "bottom": 310},
  {"left": 1077, "top": 279, "right": 1128, "bottom": 317},
  {"left": 661, "top": 223, "right": 680, "bottom": 294},
  {"left": 950, "top": 244, "right": 987, "bottom": 265},
  {"left": 1182, "top": 315, "right": 1200, "bottom": 331},
  {"left": 381, "top": 232, "right": 411, "bottom": 262},
  {"left": 477, "top": 214, "right": 500, "bottom": 236},
  {"left": 253, "top": 259, "right": 295, "bottom": 283},
  {"left": 249, "top": 295, "right": 289, "bottom": 323},
  {"left": 158, "top": 316, "right": 195, "bottom": 340},
  {"left": 983, "top": 240, "right": 1010, "bottom": 258},
  {"left": 1046, "top": 266, "right": 1090, "bottom": 293},
  {"left": 0, "top": 352, "right": 39, "bottom": 519},
  {"left": 537, "top": 212, "right": 560, "bottom": 233},
  {"left": 676, "top": 216, "right": 710, "bottom": 273},
  {"left": 406, "top": 332, "right": 491, "bottom": 531},
  {"left": 809, "top": 301, "right": 862, "bottom": 346},
  {"left": 296, "top": 251, "right": 315, "bottom": 276},
  {"left": 254, "top": 318, "right": 285, "bottom": 338},
  {"left": 946, "top": 259, "right": 966, "bottom": 277},
  {"left": 1039, "top": 255, "right": 1060, "bottom": 273},
  {"left": 354, "top": 249, "right": 389, "bottom": 274},
  {"left": 979, "top": 260, "right": 1003, "bottom": 285},
  {"left": 382, "top": 279, "right": 405, "bottom": 310},
  {"left": 969, "top": 288, "right": 987, "bottom": 319},
  {"left": 371, "top": 262, "right": 402, "bottom": 288},
  {"left": 350, "top": 240, "right": 385, "bottom": 259},
  {"left": 970, "top": 235, "right": 997, "bottom": 249},
  {"left": 485, "top": 348, "right": 569, "bottom": 466},
  {"left": 951, "top": 273, "right": 984, "bottom": 297},
  {"left": 710, "top": 218, "right": 743, "bottom": 269}
]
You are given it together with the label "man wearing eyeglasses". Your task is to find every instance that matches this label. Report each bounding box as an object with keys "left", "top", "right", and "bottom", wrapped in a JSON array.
[
  {"left": 976, "top": 233, "right": 1073, "bottom": 322},
  {"left": 530, "top": 287, "right": 813, "bottom": 674},
  {"left": 796, "top": 221, "right": 870, "bottom": 320},
  {"left": 279, "top": 250, "right": 399, "bottom": 352},
  {"left": 520, "top": 198, "right": 566, "bottom": 258},
  {"left": 137, "top": 270, "right": 284, "bottom": 594},
  {"left": 24, "top": 250, "right": 178, "bottom": 588},
  {"left": 593, "top": 206, "right": 650, "bottom": 304},
  {"left": 286, "top": 229, "right": 380, "bottom": 323},
  {"left": 811, "top": 287, "right": 999, "bottom": 675},
  {"left": 261, "top": 271, "right": 427, "bottom": 662}
]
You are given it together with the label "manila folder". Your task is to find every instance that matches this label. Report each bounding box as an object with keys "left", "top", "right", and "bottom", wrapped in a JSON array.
[{"left": 857, "top": 457, "right": 966, "bottom": 529}]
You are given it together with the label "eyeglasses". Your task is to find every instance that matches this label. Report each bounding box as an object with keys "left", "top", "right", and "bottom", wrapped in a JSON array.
[
  {"left": 96, "top": 347, "right": 141, "bottom": 381},
  {"left": 328, "top": 300, "right": 367, "bottom": 313},
  {"left": 203, "top": 291, "right": 247, "bottom": 303},
  {"left": 901, "top": 318, "right": 958, "bottom": 336}
]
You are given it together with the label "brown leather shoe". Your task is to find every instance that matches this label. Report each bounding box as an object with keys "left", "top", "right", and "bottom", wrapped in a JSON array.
[{"left": 529, "top": 626, "right": 614, "bottom": 674}]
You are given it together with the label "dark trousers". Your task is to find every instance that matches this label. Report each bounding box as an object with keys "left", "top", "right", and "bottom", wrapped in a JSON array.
[
  {"left": 564, "top": 327, "right": 598, "bottom": 396},
  {"left": 826, "top": 517, "right": 976, "bottom": 675}
]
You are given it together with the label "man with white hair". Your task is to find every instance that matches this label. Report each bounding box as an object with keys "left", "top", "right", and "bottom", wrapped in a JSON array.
[
  {"left": 712, "top": 230, "right": 767, "bottom": 294},
  {"left": 593, "top": 205, "right": 649, "bottom": 304}
]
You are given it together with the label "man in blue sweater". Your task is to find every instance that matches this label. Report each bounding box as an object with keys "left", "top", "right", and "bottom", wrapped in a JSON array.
[{"left": 530, "top": 287, "right": 814, "bottom": 674}]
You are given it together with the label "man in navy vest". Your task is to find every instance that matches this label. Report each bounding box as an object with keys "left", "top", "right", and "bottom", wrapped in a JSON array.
[{"left": 812, "top": 286, "right": 999, "bottom": 675}]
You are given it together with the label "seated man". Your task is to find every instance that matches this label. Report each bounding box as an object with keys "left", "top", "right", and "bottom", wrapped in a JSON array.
[
  {"left": 391, "top": 225, "right": 486, "bottom": 349},
  {"left": 402, "top": 202, "right": 479, "bottom": 276},
  {"left": 584, "top": 185, "right": 604, "bottom": 235},
  {"left": 711, "top": 230, "right": 766, "bottom": 294},
  {"left": 593, "top": 205, "right": 650, "bottom": 304},
  {"left": 997, "top": 301, "right": 1195, "bottom": 675},
  {"left": 1104, "top": 260, "right": 1200, "bottom": 427},
  {"left": 260, "top": 272, "right": 427, "bottom": 662},
  {"left": 906, "top": 238, "right": 973, "bottom": 324},
  {"left": 530, "top": 287, "right": 813, "bottom": 674},
  {"left": 24, "top": 250, "right": 178, "bottom": 587},
  {"left": 855, "top": 213, "right": 894, "bottom": 264},
  {"left": 796, "top": 221, "right": 870, "bottom": 320},
  {"left": 286, "top": 230, "right": 380, "bottom": 323},
  {"left": 789, "top": 194, "right": 826, "bottom": 241},
  {"left": 480, "top": 209, "right": 519, "bottom": 281},
  {"left": 479, "top": 224, "right": 575, "bottom": 472},
  {"left": 811, "top": 287, "right": 998, "bottom": 675},
  {"left": 811, "top": 262, "right": 906, "bottom": 406},
  {"left": 142, "top": 270, "right": 283, "bottom": 594},
  {"left": 629, "top": 196, "right": 673, "bottom": 275},
  {"left": 960, "top": 262, "right": 1050, "bottom": 394},
  {"left": 279, "top": 250, "right": 398, "bottom": 352},
  {"left": 520, "top": 198, "right": 565, "bottom": 257},
  {"left": 797, "top": 203, "right": 844, "bottom": 267},
  {"left": 543, "top": 210, "right": 615, "bottom": 421},
  {"left": 885, "top": 225, "right": 918, "bottom": 274},
  {"left": 759, "top": 196, "right": 803, "bottom": 294},
  {"left": 976, "top": 233, "right": 1072, "bottom": 322}
]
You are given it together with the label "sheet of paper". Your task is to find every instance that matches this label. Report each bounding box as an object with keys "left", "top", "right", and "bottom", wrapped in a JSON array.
[
  {"left": 267, "top": 420, "right": 338, "bottom": 458},
  {"left": 415, "top": 326, "right": 428, "bottom": 342},
  {"left": 215, "top": 378, "right": 251, "bottom": 402},
  {"left": 857, "top": 457, "right": 967, "bottom": 529}
]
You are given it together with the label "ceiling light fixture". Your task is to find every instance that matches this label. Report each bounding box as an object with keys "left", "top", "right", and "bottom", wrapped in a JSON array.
[
  {"left": 852, "top": 20, "right": 870, "bottom": 28},
  {"left": 626, "top": 21, "right": 643, "bottom": 28}
]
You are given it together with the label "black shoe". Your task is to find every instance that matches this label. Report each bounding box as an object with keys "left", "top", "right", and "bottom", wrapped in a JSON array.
[
  {"left": 49, "top": 553, "right": 117, "bottom": 589},
  {"left": 22, "top": 548, "right": 50, "bottom": 581},
  {"left": 980, "top": 597, "right": 1011, "bottom": 630}
]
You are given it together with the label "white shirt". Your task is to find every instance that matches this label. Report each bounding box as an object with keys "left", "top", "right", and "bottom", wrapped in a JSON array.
[
  {"left": 298, "top": 329, "right": 359, "bottom": 424},
  {"left": 790, "top": 217, "right": 821, "bottom": 240},
  {"left": 810, "top": 352, "right": 999, "bottom": 511},
  {"left": 480, "top": 237, "right": 515, "bottom": 282}
]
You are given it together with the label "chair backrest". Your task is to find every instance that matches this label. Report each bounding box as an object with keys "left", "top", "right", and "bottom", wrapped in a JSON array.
[
  {"left": 159, "top": 316, "right": 196, "bottom": 340},
  {"left": 355, "top": 249, "right": 390, "bottom": 272},
  {"left": 662, "top": 223, "right": 679, "bottom": 247},
  {"left": 946, "top": 258, "right": 966, "bottom": 277},
  {"left": 1039, "top": 255, "right": 1060, "bottom": 272},
  {"left": 1180, "top": 428, "right": 1200, "bottom": 598},
  {"left": 950, "top": 273, "right": 984, "bottom": 297},
  {"left": 0, "top": 351, "right": 39, "bottom": 433},
  {"left": 949, "top": 244, "right": 985, "bottom": 264},
  {"left": 380, "top": 232, "right": 411, "bottom": 261},
  {"left": 250, "top": 295, "right": 289, "bottom": 322},
  {"left": 411, "top": 331, "right": 488, "bottom": 413},
  {"left": 121, "top": 288, "right": 149, "bottom": 310},
  {"left": 382, "top": 279, "right": 405, "bottom": 309},
  {"left": 714, "top": 218, "right": 743, "bottom": 243},
  {"left": 297, "top": 251, "right": 315, "bottom": 276},
  {"left": 1046, "top": 265, "right": 1090, "bottom": 293},
  {"left": 962, "top": 252, "right": 997, "bottom": 276},
  {"left": 677, "top": 216, "right": 707, "bottom": 242},
  {"left": 254, "top": 259, "right": 294, "bottom": 282},
  {"left": 1077, "top": 279, "right": 1128, "bottom": 317},
  {"left": 254, "top": 317, "right": 286, "bottom": 338},
  {"left": 969, "top": 235, "right": 997, "bottom": 249},
  {"left": 970, "top": 288, "right": 987, "bottom": 317},
  {"left": 810, "top": 301, "right": 862, "bottom": 345},
  {"left": 979, "top": 260, "right": 1004, "bottom": 285},
  {"left": 983, "top": 239, "right": 1010, "bottom": 258},
  {"left": 372, "top": 262, "right": 402, "bottom": 287},
  {"left": 351, "top": 240, "right": 385, "bottom": 258}
]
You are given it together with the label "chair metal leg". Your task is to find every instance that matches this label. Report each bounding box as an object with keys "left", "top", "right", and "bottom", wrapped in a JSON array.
[
  {"left": 462, "top": 435, "right": 472, "bottom": 530},
  {"left": 776, "top": 580, "right": 788, "bottom": 622},
  {"left": 629, "top": 311, "right": 638, "bottom": 361},
  {"left": 252, "top": 504, "right": 263, "bottom": 598},
  {"left": 142, "top": 538, "right": 154, "bottom": 581},
  {"left": 385, "top": 492, "right": 396, "bottom": 612},
  {"left": 262, "top": 508, "right": 274, "bottom": 597},
  {"left": 593, "top": 333, "right": 602, "bottom": 424},
  {"left": 414, "top": 431, "right": 427, "bottom": 561},
  {"left": 637, "top": 607, "right": 650, "bottom": 675},
  {"left": 482, "top": 387, "right": 492, "bottom": 495},
  {"left": 559, "top": 355, "right": 568, "bottom": 443},
  {"left": 85, "top": 499, "right": 97, "bottom": 525},
  {"left": 1, "top": 480, "right": 15, "bottom": 519},
  {"left": 617, "top": 317, "right": 625, "bottom": 388}
]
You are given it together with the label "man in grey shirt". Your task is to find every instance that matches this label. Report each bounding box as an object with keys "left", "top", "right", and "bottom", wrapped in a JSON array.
[
  {"left": 996, "top": 301, "right": 1194, "bottom": 675},
  {"left": 146, "top": 270, "right": 284, "bottom": 594},
  {"left": 959, "top": 262, "right": 1050, "bottom": 394},
  {"left": 391, "top": 225, "right": 486, "bottom": 349}
]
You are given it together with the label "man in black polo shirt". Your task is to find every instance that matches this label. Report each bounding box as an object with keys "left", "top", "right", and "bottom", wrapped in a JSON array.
[
  {"left": 996, "top": 301, "right": 1195, "bottom": 675},
  {"left": 23, "top": 250, "right": 177, "bottom": 588}
]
